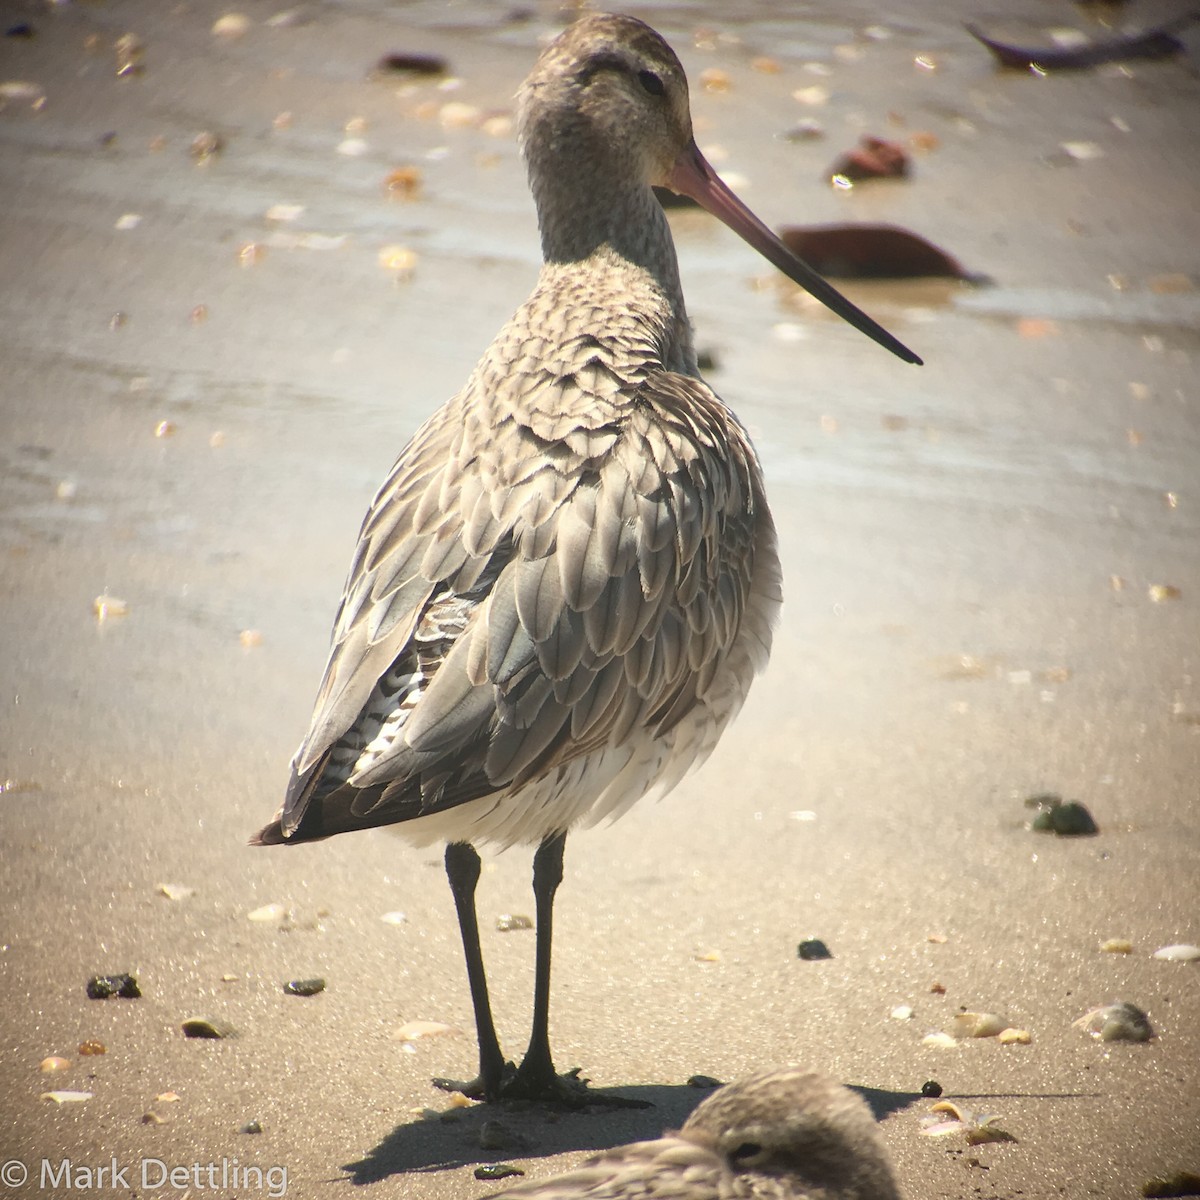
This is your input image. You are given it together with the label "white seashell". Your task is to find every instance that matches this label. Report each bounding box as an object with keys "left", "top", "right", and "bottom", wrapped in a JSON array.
[
  {"left": 42, "top": 1091, "right": 92, "bottom": 1103},
  {"left": 246, "top": 902, "right": 286, "bottom": 923},
  {"left": 951, "top": 1011, "right": 1007, "bottom": 1038},
  {"left": 1152, "top": 943, "right": 1200, "bottom": 963}
]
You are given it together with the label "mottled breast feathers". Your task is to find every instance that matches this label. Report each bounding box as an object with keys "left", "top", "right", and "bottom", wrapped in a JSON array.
[{"left": 271, "top": 271, "right": 779, "bottom": 848}]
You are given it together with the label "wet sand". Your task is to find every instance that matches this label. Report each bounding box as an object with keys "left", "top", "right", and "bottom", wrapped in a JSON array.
[{"left": 2, "top": 2, "right": 1198, "bottom": 1197}]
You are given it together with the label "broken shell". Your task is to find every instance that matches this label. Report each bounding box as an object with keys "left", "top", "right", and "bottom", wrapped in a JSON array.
[
  {"left": 1074, "top": 1001, "right": 1154, "bottom": 1042},
  {"left": 890, "top": 1005, "right": 915, "bottom": 1021},
  {"left": 380, "top": 910, "right": 408, "bottom": 925},
  {"left": 239, "top": 629, "right": 263, "bottom": 648},
  {"left": 951, "top": 1011, "right": 1007, "bottom": 1038},
  {"left": 1152, "top": 943, "right": 1200, "bottom": 963},
  {"left": 384, "top": 166, "right": 423, "bottom": 199},
  {"left": 1149, "top": 584, "right": 1182, "bottom": 603},
  {"left": 247, "top": 902, "right": 286, "bottom": 923},
  {"left": 1100, "top": 938, "right": 1134, "bottom": 954},
  {"left": 93, "top": 594, "right": 129, "bottom": 620},
  {"left": 181, "top": 1017, "right": 237, "bottom": 1039},
  {"left": 282, "top": 977, "right": 326, "bottom": 996},
  {"left": 921, "top": 1031, "right": 959, "bottom": 1049},
  {"left": 77, "top": 1039, "right": 106, "bottom": 1055},
  {"left": 393, "top": 1019, "right": 458, "bottom": 1042},
  {"left": 439, "top": 101, "right": 481, "bottom": 128},
  {"left": 157, "top": 882, "right": 194, "bottom": 900},
  {"left": 921, "top": 1101, "right": 1015, "bottom": 1144},
  {"left": 114, "top": 33, "right": 143, "bottom": 77},
  {"left": 496, "top": 913, "right": 533, "bottom": 932},
  {"left": 40, "top": 1056, "right": 71, "bottom": 1072},
  {"left": 42, "top": 1091, "right": 92, "bottom": 1104},
  {"left": 155, "top": 1091, "right": 181, "bottom": 1103},
  {"left": 265, "top": 203, "right": 304, "bottom": 222},
  {"left": 238, "top": 242, "right": 265, "bottom": 266},
  {"left": 155, "top": 420, "right": 176, "bottom": 438},
  {"left": 190, "top": 131, "right": 223, "bottom": 163},
  {"left": 998, "top": 1027, "right": 1031, "bottom": 1045},
  {"left": 212, "top": 13, "right": 250, "bottom": 38},
  {"left": 1143, "top": 1172, "right": 1200, "bottom": 1198},
  {"left": 379, "top": 245, "right": 417, "bottom": 275}
]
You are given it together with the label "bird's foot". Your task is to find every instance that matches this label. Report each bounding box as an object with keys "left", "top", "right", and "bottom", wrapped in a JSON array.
[
  {"left": 432, "top": 1059, "right": 517, "bottom": 1101},
  {"left": 499, "top": 1064, "right": 652, "bottom": 1110}
]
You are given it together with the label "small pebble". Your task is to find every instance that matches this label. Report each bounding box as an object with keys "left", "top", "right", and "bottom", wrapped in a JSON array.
[
  {"left": 479, "top": 1119, "right": 516, "bottom": 1151},
  {"left": 1101, "top": 938, "right": 1134, "bottom": 954},
  {"left": 921, "top": 1080, "right": 943, "bottom": 1098},
  {"left": 475, "top": 1165, "right": 525, "bottom": 1182},
  {"left": 240, "top": 1119, "right": 264, "bottom": 1134},
  {"left": 239, "top": 629, "right": 263, "bottom": 648},
  {"left": 283, "top": 977, "right": 326, "bottom": 997},
  {"left": 86, "top": 973, "right": 140, "bottom": 999},
  {"left": 797, "top": 938, "right": 833, "bottom": 960},
  {"left": 496, "top": 913, "right": 533, "bottom": 932},
  {"left": 77, "top": 1039, "right": 106, "bottom": 1055},
  {"left": 686, "top": 1074, "right": 723, "bottom": 1089},
  {"left": 1026, "top": 793, "right": 1099, "bottom": 835},
  {"left": 890, "top": 1005, "right": 915, "bottom": 1021},
  {"left": 40, "top": 1056, "right": 71, "bottom": 1073},
  {"left": 142, "top": 1110, "right": 169, "bottom": 1125}
]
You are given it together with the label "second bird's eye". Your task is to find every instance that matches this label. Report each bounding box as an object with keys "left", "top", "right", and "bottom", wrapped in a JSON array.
[{"left": 638, "top": 69, "right": 666, "bottom": 97}]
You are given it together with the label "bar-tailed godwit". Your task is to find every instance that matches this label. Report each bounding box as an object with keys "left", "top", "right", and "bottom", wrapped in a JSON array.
[
  {"left": 254, "top": 13, "right": 920, "bottom": 1104},
  {"left": 480, "top": 1067, "right": 902, "bottom": 1199}
]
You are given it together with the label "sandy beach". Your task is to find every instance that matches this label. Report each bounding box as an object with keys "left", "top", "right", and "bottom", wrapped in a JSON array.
[{"left": 2, "top": 1, "right": 1198, "bottom": 1197}]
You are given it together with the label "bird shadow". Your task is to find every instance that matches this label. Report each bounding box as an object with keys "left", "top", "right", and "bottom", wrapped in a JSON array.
[{"left": 342, "top": 1078, "right": 924, "bottom": 1184}]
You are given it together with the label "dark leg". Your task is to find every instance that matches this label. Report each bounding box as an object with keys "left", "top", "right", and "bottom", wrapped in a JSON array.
[
  {"left": 513, "top": 831, "right": 566, "bottom": 1094},
  {"left": 434, "top": 841, "right": 511, "bottom": 1099}
]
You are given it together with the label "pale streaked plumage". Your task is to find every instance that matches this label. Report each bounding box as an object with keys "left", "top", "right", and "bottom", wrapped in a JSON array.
[
  {"left": 481, "top": 1068, "right": 903, "bottom": 1200},
  {"left": 253, "top": 13, "right": 917, "bottom": 1102}
]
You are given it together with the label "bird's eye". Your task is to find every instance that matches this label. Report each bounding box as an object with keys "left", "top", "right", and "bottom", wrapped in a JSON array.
[
  {"left": 638, "top": 69, "right": 666, "bottom": 97},
  {"left": 731, "top": 1142, "right": 764, "bottom": 1166}
]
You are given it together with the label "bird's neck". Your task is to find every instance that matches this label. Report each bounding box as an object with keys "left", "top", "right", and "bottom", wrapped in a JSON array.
[{"left": 527, "top": 178, "right": 695, "bottom": 375}]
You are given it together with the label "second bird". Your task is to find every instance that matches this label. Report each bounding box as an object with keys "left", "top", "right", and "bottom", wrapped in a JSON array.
[{"left": 253, "top": 13, "right": 920, "bottom": 1104}]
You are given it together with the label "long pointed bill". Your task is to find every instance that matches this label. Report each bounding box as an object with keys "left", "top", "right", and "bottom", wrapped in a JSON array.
[{"left": 668, "top": 141, "right": 923, "bottom": 366}]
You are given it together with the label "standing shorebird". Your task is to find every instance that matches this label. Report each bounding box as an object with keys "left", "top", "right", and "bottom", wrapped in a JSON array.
[
  {"left": 480, "top": 1068, "right": 903, "bottom": 1200},
  {"left": 253, "top": 14, "right": 920, "bottom": 1104}
]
